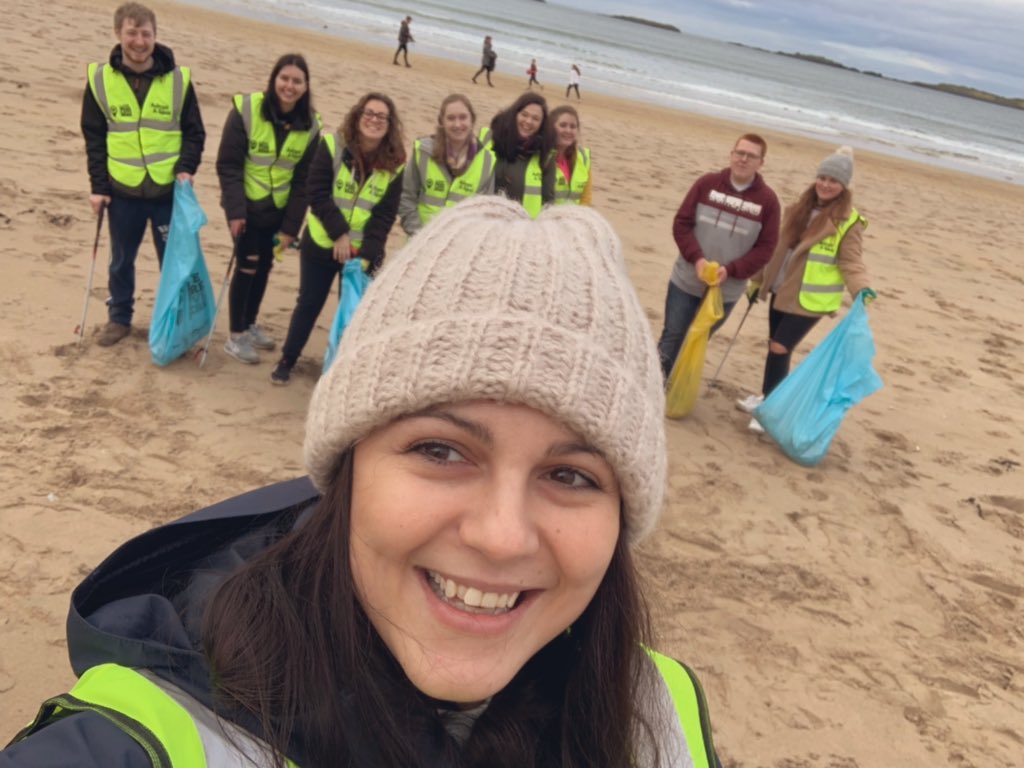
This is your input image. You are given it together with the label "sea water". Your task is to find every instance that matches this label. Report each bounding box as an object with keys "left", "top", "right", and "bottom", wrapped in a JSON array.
[{"left": 189, "top": 0, "right": 1024, "bottom": 185}]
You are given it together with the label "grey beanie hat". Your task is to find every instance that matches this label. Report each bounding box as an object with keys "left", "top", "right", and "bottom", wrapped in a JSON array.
[
  {"left": 304, "top": 196, "right": 667, "bottom": 543},
  {"left": 817, "top": 145, "right": 854, "bottom": 187}
]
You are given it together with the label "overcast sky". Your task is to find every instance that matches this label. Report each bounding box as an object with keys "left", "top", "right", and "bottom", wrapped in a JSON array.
[{"left": 552, "top": 0, "right": 1024, "bottom": 97}]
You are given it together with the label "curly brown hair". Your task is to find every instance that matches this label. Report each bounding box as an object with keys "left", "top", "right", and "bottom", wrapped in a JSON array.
[{"left": 339, "top": 92, "right": 406, "bottom": 176}]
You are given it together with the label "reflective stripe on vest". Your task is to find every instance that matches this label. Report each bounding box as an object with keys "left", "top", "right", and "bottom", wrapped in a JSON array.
[
  {"left": 798, "top": 209, "right": 865, "bottom": 313},
  {"left": 234, "top": 92, "right": 321, "bottom": 208},
  {"left": 305, "top": 133, "right": 401, "bottom": 250},
  {"left": 553, "top": 147, "right": 590, "bottom": 205},
  {"left": 414, "top": 138, "right": 494, "bottom": 226},
  {"left": 647, "top": 650, "right": 716, "bottom": 768},
  {"left": 14, "top": 658, "right": 711, "bottom": 766},
  {"left": 14, "top": 663, "right": 295, "bottom": 768},
  {"left": 521, "top": 153, "right": 544, "bottom": 218},
  {"left": 87, "top": 62, "right": 188, "bottom": 190}
]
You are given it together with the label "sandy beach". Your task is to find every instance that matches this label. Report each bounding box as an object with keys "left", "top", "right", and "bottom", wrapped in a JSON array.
[{"left": 1, "top": 0, "right": 1022, "bottom": 763}]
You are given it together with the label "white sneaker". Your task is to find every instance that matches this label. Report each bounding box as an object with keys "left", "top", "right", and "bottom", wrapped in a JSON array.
[
  {"left": 224, "top": 334, "right": 260, "bottom": 364},
  {"left": 736, "top": 394, "right": 764, "bottom": 414},
  {"left": 247, "top": 324, "right": 276, "bottom": 351},
  {"left": 748, "top": 416, "right": 765, "bottom": 434}
]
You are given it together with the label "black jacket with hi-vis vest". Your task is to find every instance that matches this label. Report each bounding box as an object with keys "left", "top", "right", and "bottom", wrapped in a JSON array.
[{"left": 4, "top": 477, "right": 721, "bottom": 768}]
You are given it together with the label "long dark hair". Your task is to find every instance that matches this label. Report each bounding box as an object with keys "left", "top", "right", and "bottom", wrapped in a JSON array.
[
  {"left": 203, "top": 449, "right": 659, "bottom": 767},
  {"left": 489, "top": 92, "right": 553, "bottom": 163},
  {"left": 780, "top": 182, "right": 854, "bottom": 249},
  {"left": 262, "top": 53, "right": 314, "bottom": 127},
  {"left": 431, "top": 93, "right": 477, "bottom": 166},
  {"left": 340, "top": 92, "right": 407, "bottom": 177}
]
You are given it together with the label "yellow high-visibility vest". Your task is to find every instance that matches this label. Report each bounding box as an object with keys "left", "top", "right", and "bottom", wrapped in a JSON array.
[
  {"left": 87, "top": 62, "right": 190, "bottom": 190},
  {"left": 305, "top": 133, "right": 402, "bottom": 251},
  {"left": 233, "top": 91, "right": 321, "bottom": 208},
  {"left": 799, "top": 209, "right": 865, "bottom": 313}
]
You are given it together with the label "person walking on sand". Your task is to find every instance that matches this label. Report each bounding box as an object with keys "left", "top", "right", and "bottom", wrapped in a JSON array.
[
  {"left": 392, "top": 15, "right": 413, "bottom": 67},
  {"left": 399, "top": 93, "right": 496, "bottom": 236},
  {"left": 269, "top": 92, "right": 405, "bottom": 385},
  {"left": 471, "top": 35, "right": 496, "bottom": 86},
  {"left": 526, "top": 58, "right": 541, "bottom": 89},
  {"left": 566, "top": 63, "right": 582, "bottom": 100},
  {"left": 3, "top": 198, "right": 722, "bottom": 768},
  {"left": 655, "top": 133, "right": 780, "bottom": 379},
  {"left": 737, "top": 146, "right": 875, "bottom": 433},
  {"left": 82, "top": 1, "right": 206, "bottom": 347},
  {"left": 215, "top": 54, "right": 321, "bottom": 365}
]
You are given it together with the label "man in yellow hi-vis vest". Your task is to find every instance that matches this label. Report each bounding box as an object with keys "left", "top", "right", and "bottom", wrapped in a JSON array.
[{"left": 82, "top": 2, "right": 206, "bottom": 347}]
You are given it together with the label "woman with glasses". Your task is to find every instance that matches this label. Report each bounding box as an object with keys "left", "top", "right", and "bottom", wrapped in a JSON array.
[
  {"left": 737, "top": 146, "right": 874, "bottom": 432},
  {"left": 399, "top": 93, "right": 495, "bottom": 237},
  {"left": 487, "top": 91, "right": 554, "bottom": 218},
  {"left": 547, "top": 105, "right": 591, "bottom": 206},
  {"left": 215, "top": 53, "right": 321, "bottom": 366},
  {"left": 270, "top": 92, "right": 405, "bottom": 385}
]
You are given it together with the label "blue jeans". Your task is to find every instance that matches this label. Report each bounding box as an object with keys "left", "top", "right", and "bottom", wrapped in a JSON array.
[
  {"left": 107, "top": 196, "right": 172, "bottom": 325},
  {"left": 657, "top": 281, "right": 736, "bottom": 378}
]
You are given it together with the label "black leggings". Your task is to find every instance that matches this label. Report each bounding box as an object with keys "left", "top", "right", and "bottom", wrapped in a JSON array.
[
  {"left": 761, "top": 297, "right": 820, "bottom": 396},
  {"left": 280, "top": 237, "right": 343, "bottom": 364},
  {"left": 566, "top": 84, "right": 580, "bottom": 99},
  {"left": 228, "top": 224, "right": 276, "bottom": 334}
]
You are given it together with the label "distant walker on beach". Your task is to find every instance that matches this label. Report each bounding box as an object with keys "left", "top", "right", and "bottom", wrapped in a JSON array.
[
  {"left": 471, "top": 35, "right": 497, "bottom": 86},
  {"left": 392, "top": 15, "right": 413, "bottom": 67}
]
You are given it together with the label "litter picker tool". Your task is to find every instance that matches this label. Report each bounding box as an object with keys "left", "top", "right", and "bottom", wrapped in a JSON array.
[
  {"left": 75, "top": 201, "right": 106, "bottom": 341},
  {"left": 708, "top": 295, "right": 755, "bottom": 389},
  {"left": 196, "top": 237, "right": 238, "bottom": 368}
]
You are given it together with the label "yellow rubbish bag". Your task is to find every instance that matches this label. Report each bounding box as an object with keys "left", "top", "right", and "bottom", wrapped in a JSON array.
[{"left": 665, "top": 263, "right": 724, "bottom": 418}]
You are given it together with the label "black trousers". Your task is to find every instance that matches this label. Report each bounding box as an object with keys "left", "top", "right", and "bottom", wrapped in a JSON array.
[
  {"left": 761, "top": 296, "right": 821, "bottom": 395},
  {"left": 280, "top": 238, "right": 342, "bottom": 364}
]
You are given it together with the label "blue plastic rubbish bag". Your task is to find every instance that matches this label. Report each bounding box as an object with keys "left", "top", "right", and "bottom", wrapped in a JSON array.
[
  {"left": 148, "top": 181, "right": 216, "bottom": 366},
  {"left": 322, "top": 258, "right": 371, "bottom": 373},
  {"left": 754, "top": 293, "right": 882, "bottom": 466}
]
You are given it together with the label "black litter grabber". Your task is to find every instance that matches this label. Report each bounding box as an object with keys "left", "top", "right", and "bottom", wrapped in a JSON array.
[{"left": 196, "top": 237, "right": 238, "bottom": 368}]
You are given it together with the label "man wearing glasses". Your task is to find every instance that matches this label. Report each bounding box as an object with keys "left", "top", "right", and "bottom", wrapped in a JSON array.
[{"left": 656, "top": 134, "right": 780, "bottom": 379}]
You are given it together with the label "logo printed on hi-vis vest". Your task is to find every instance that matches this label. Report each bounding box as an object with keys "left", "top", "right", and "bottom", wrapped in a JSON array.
[
  {"left": 117, "top": 104, "right": 133, "bottom": 117},
  {"left": 708, "top": 189, "right": 762, "bottom": 216}
]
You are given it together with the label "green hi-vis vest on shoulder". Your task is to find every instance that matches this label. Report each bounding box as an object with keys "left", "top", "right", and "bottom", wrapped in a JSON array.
[
  {"left": 477, "top": 127, "right": 543, "bottom": 218},
  {"left": 13, "top": 656, "right": 716, "bottom": 767},
  {"left": 520, "top": 153, "right": 544, "bottom": 218},
  {"left": 87, "top": 62, "right": 190, "bottom": 191},
  {"left": 305, "top": 132, "right": 402, "bottom": 251},
  {"left": 11, "top": 663, "right": 296, "bottom": 768},
  {"left": 413, "top": 137, "right": 495, "bottom": 226},
  {"left": 553, "top": 147, "right": 590, "bottom": 205},
  {"left": 234, "top": 92, "right": 321, "bottom": 209},
  {"left": 798, "top": 209, "right": 865, "bottom": 313}
]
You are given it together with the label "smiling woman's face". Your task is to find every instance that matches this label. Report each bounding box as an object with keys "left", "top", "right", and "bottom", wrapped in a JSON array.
[
  {"left": 349, "top": 400, "right": 621, "bottom": 704},
  {"left": 516, "top": 104, "right": 544, "bottom": 140}
]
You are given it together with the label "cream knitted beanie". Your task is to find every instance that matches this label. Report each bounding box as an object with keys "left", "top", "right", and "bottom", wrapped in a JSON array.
[
  {"left": 817, "top": 145, "right": 855, "bottom": 187},
  {"left": 304, "top": 196, "right": 666, "bottom": 543}
]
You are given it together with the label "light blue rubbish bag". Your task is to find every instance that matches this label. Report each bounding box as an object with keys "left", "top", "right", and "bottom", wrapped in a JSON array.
[
  {"left": 148, "top": 181, "right": 216, "bottom": 366},
  {"left": 322, "top": 258, "right": 371, "bottom": 373},
  {"left": 754, "top": 292, "right": 883, "bottom": 466}
]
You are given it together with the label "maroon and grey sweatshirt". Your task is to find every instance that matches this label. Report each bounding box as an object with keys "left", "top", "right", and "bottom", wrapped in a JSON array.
[{"left": 670, "top": 168, "right": 780, "bottom": 303}]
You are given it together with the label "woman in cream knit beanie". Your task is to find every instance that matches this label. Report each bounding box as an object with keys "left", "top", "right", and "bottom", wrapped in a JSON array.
[
  {"left": 195, "top": 197, "right": 719, "bottom": 768},
  {"left": 305, "top": 195, "right": 666, "bottom": 542}
]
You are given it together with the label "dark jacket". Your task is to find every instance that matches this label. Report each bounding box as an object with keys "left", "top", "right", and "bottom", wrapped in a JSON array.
[
  {"left": 303, "top": 138, "right": 403, "bottom": 272},
  {"left": 215, "top": 97, "right": 317, "bottom": 236},
  {"left": 2, "top": 479, "right": 320, "bottom": 767},
  {"left": 81, "top": 43, "right": 206, "bottom": 199}
]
